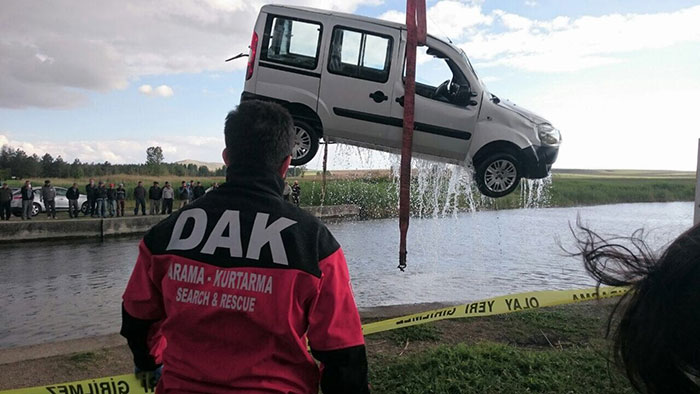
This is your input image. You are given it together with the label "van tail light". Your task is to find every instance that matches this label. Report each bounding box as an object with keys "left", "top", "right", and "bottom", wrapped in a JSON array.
[{"left": 246, "top": 32, "right": 258, "bottom": 81}]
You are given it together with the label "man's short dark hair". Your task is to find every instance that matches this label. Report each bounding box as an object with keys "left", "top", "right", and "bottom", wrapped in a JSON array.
[{"left": 224, "top": 100, "right": 295, "bottom": 173}]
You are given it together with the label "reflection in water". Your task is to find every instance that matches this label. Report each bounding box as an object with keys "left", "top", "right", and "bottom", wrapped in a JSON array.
[{"left": 0, "top": 202, "right": 692, "bottom": 348}]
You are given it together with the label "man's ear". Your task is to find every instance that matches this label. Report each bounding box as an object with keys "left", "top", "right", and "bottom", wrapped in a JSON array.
[
  {"left": 222, "top": 148, "right": 230, "bottom": 166},
  {"left": 278, "top": 155, "right": 292, "bottom": 178}
]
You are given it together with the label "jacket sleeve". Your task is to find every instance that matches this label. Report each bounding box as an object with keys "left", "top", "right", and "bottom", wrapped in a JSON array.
[
  {"left": 121, "top": 240, "right": 165, "bottom": 370},
  {"left": 308, "top": 247, "right": 369, "bottom": 394}
]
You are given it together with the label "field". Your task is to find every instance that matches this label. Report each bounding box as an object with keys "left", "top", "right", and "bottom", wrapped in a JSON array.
[
  {"left": 4, "top": 169, "right": 695, "bottom": 219},
  {"left": 0, "top": 301, "right": 635, "bottom": 393}
]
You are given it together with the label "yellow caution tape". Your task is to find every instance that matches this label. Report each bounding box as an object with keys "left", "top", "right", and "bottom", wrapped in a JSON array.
[
  {"left": 0, "top": 374, "right": 155, "bottom": 394},
  {"left": 362, "top": 285, "right": 628, "bottom": 335},
  {"left": 1, "top": 286, "right": 628, "bottom": 394}
]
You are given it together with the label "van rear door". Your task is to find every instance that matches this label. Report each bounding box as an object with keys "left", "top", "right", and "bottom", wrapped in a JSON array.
[
  {"left": 317, "top": 20, "right": 401, "bottom": 149},
  {"left": 252, "top": 9, "right": 325, "bottom": 112}
]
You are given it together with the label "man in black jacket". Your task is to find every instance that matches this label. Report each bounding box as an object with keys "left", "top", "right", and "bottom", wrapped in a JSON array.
[
  {"left": 133, "top": 181, "right": 146, "bottom": 216},
  {"left": 148, "top": 181, "right": 162, "bottom": 215},
  {"left": 192, "top": 181, "right": 206, "bottom": 200},
  {"left": 66, "top": 183, "right": 80, "bottom": 218},
  {"left": 107, "top": 183, "right": 117, "bottom": 217},
  {"left": 116, "top": 184, "right": 127, "bottom": 217},
  {"left": 0, "top": 183, "right": 12, "bottom": 220},
  {"left": 121, "top": 101, "right": 369, "bottom": 393},
  {"left": 20, "top": 180, "right": 33, "bottom": 220},
  {"left": 85, "top": 178, "right": 97, "bottom": 217},
  {"left": 95, "top": 181, "right": 108, "bottom": 218}
]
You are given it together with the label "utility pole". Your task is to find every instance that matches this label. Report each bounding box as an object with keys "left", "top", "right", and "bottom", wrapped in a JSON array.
[{"left": 694, "top": 139, "right": 700, "bottom": 225}]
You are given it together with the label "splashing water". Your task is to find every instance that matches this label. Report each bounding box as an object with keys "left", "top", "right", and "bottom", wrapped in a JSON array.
[
  {"left": 317, "top": 142, "right": 553, "bottom": 215},
  {"left": 391, "top": 157, "right": 480, "bottom": 218},
  {"left": 520, "top": 176, "right": 553, "bottom": 209}
]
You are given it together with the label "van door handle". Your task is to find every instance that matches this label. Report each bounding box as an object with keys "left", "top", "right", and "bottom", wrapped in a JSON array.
[
  {"left": 369, "top": 91, "right": 388, "bottom": 103},
  {"left": 395, "top": 96, "right": 404, "bottom": 107}
]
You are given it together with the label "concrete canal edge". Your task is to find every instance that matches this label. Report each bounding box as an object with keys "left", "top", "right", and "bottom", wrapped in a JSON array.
[
  {"left": 0, "top": 302, "right": 450, "bottom": 366},
  {"left": 0, "top": 204, "right": 360, "bottom": 243}
]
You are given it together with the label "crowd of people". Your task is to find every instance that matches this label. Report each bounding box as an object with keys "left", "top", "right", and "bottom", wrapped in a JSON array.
[
  {"left": 85, "top": 179, "right": 219, "bottom": 218},
  {"left": 0, "top": 176, "right": 302, "bottom": 221},
  {"left": 0, "top": 179, "right": 226, "bottom": 220}
]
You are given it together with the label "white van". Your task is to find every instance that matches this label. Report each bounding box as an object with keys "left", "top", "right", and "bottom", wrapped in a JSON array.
[{"left": 241, "top": 5, "right": 561, "bottom": 197}]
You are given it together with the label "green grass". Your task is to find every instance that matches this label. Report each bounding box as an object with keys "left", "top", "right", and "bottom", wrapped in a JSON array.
[
  {"left": 388, "top": 324, "right": 443, "bottom": 345},
  {"left": 369, "top": 342, "right": 632, "bottom": 394},
  {"left": 300, "top": 174, "right": 694, "bottom": 218}
]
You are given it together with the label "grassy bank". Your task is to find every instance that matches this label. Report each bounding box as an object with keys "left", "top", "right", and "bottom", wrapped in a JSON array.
[
  {"left": 366, "top": 301, "right": 632, "bottom": 393},
  {"left": 4, "top": 171, "right": 694, "bottom": 219},
  {"left": 0, "top": 301, "right": 633, "bottom": 392},
  {"left": 299, "top": 172, "right": 694, "bottom": 218}
]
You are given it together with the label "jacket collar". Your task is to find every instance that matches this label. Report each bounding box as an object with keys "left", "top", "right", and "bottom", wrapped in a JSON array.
[{"left": 223, "top": 167, "right": 285, "bottom": 198}]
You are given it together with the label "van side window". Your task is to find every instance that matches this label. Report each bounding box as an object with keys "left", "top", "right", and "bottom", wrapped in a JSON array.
[
  {"left": 328, "top": 27, "right": 392, "bottom": 83},
  {"left": 261, "top": 16, "right": 322, "bottom": 70}
]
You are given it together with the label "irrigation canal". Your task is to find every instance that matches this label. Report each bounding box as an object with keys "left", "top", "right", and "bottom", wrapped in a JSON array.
[{"left": 0, "top": 201, "right": 692, "bottom": 348}]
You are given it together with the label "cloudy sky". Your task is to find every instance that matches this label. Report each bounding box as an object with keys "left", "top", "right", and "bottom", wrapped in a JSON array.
[{"left": 1, "top": 0, "right": 699, "bottom": 170}]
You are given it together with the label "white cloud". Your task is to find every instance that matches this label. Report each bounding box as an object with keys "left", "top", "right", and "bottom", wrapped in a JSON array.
[
  {"left": 384, "top": 1, "right": 700, "bottom": 73},
  {"left": 462, "top": 5, "right": 700, "bottom": 73},
  {"left": 0, "top": 134, "right": 223, "bottom": 164},
  {"left": 524, "top": 0, "right": 537, "bottom": 7},
  {"left": 138, "top": 84, "right": 174, "bottom": 97},
  {"left": 379, "top": 1, "right": 492, "bottom": 39},
  {"left": 138, "top": 85, "right": 153, "bottom": 95},
  {"left": 0, "top": 0, "right": 381, "bottom": 109}
]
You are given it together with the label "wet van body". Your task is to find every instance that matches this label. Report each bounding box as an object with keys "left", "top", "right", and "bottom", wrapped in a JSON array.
[{"left": 242, "top": 5, "right": 561, "bottom": 197}]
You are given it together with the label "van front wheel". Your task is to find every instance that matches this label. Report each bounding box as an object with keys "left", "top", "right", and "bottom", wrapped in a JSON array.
[
  {"left": 291, "top": 120, "right": 319, "bottom": 166},
  {"left": 475, "top": 153, "right": 521, "bottom": 198}
]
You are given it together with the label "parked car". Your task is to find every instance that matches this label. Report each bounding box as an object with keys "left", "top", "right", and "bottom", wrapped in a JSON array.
[
  {"left": 240, "top": 5, "right": 561, "bottom": 197},
  {"left": 11, "top": 187, "right": 89, "bottom": 217}
]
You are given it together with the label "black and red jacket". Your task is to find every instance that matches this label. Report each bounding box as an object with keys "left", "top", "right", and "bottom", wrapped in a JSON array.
[{"left": 121, "top": 169, "right": 368, "bottom": 394}]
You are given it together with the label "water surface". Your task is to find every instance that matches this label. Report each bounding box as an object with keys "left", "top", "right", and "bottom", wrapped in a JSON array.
[{"left": 0, "top": 202, "right": 692, "bottom": 348}]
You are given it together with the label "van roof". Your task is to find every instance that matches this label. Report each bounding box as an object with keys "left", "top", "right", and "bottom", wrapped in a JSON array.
[{"left": 261, "top": 4, "right": 406, "bottom": 31}]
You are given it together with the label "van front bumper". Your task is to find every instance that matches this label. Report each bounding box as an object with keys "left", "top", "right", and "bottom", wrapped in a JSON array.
[{"left": 520, "top": 145, "right": 559, "bottom": 179}]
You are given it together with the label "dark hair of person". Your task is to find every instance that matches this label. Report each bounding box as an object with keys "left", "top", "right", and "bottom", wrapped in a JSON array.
[
  {"left": 569, "top": 220, "right": 700, "bottom": 393},
  {"left": 224, "top": 100, "right": 294, "bottom": 173}
]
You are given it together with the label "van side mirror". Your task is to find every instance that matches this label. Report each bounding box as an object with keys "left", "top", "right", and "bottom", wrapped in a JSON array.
[{"left": 454, "top": 85, "right": 476, "bottom": 107}]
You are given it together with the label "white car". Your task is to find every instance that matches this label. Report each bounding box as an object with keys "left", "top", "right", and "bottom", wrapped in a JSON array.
[
  {"left": 241, "top": 5, "right": 561, "bottom": 197},
  {"left": 12, "top": 187, "right": 89, "bottom": 217}
]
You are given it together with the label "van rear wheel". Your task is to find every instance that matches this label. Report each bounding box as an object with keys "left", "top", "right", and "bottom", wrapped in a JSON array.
[
  {"left": 290, "top": 120, "right": 319, "bottom": 166},
  {"left": 475, "top": 153, "right": 521, "bottom": 198}
]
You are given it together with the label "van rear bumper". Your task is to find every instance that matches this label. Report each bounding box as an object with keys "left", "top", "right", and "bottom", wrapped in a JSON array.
[{"left": 521, "top": 145, "right": 558, "bottom": 179}]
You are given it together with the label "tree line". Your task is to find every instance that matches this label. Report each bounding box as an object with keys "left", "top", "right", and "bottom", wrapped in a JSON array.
[{"left": 0, "top": 145, "right": 226, "bottom": 180}]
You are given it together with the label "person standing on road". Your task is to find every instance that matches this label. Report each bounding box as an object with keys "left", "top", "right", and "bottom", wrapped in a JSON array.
[
  {"left": 178, "top": 181, "right": 189, "bottom": 209},
  {"left": 20, "top": 180, "right": 33, "bottom": 220},
  {"left": 121, "top": 101, "right": 369, "bottom": 393},
  {"left": 66, "top": 183, "right": 80, "bottom": 218},
  {"left": 85, "top": 178, "right": 97, "bottom": 217},
  {"left": 291, "top": 180, "right": 301, "bottom": 206},
  {"left": 116, "top": 184, "right": 127, "bottom": 217},
  {"left": 161, "top": 182, "right": 174, "bottom": 215},
  {"left": 149, "top": 181, "right": 162, "bottom": 215},
  {"left": 134, "top": 181, "right": 147, "bottom": 216},
  {"left": 0, "top": 183, "right": 12, "bottom": 220},
  {"left": 192, "top": 181, "right": 205, "bottom": 201},
  {"left": 107, "top": 183, "right": 117, "bottom": 217},
  {"left": 95, "top": 181, "right": 108, "bottom": 218}
]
